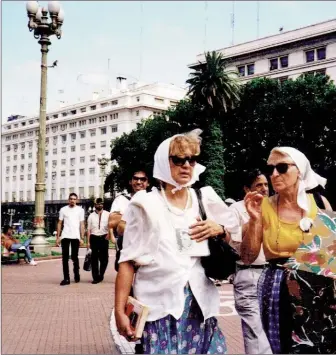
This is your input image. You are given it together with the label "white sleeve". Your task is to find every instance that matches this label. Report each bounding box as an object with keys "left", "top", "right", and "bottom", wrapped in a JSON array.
[
  {"left": 59, "top": 208, "right": 64, "bottom": 221},
  {"left": 87, "top": 214, "right": 92, "bottom": 230},
  {"left": 80, "top": 208, "right": 85, "bottom": 222},
  {"left": 110, "top": 196, "right": 127, "bottom": 214},
  {"left": 119, "top": 204, "right": 155, "bottom": 266},
  {"left": 228, "top": 204, "right": 243, "bottom": 243},
  {"left": 201, "top": 186, "right": 240, "bottom": 235}
]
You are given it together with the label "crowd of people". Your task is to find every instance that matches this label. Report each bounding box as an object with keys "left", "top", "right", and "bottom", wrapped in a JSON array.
[{"left": 2, "top": 128, "right": 335, "bottom": 354}]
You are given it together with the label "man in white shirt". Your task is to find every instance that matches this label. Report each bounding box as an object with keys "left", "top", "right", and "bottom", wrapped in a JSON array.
[
  {"left": 56, "top": 193, "right": 85, "bottom": 286},
  {"left": 109, "top": 170, "right": 149, "bottom": 272},
  {"left": 229, "top": 170, "right": 272, "bottom": 354},
  {"left": 87, "top": 198, "right": 111, "bottom": 284}
]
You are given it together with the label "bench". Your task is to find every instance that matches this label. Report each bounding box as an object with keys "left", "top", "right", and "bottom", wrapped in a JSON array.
[{"left": 1, "top": 247, "right": 27, "bottom": 264}]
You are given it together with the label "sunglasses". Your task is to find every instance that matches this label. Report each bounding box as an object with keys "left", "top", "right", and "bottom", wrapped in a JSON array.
[
  {"left": 169, "top": 155, "right": 198, "bottom": 167},
  {"left": 132, "top": 176, "right": 148, "bottom": 182},
  {"left": 265, "top": 163, "right": 296, "bottom": 175}
]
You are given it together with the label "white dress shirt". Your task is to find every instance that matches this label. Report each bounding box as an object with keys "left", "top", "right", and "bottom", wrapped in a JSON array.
[
  {"left": 229, "top": 200, "right": 266, "bottom": 265},
  {"left": 59, "top": 205, "right": 84, "bottom": 240},
  {"left": 110, "top": 194, "right": 131, "bottom": 215},
  {"left": 87, "top": 210, "right": 110, "bottom": 236},
  {"left": 119, "top": 186, "right": 239, "bottom": 322}
]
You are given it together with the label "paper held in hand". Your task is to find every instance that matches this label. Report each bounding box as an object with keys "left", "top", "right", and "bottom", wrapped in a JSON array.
[
  {"left": 175, "top": 228, "right": 210, "bottom": 256},
  {"left": 125, "top": 296, "right": 150, "bottom": 339}
]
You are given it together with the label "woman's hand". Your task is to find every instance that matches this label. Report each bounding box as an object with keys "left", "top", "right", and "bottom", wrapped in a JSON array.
[
  {"left": 244, "top": 191, "right": 264, "bottom": 222},
  {"left": 115, "top": 311, "right": 137, "bottom": 342},
  {"left": 189, "top": 216, "right": 224, "bottom": 242}
]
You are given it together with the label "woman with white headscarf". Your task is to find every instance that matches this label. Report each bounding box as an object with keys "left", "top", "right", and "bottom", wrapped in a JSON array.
[
  {"left": 241, "top": 147, "right": 336, "bottom": 354},
  {"left": 115, "top": 130, "right": 238, "bottom": 354}
]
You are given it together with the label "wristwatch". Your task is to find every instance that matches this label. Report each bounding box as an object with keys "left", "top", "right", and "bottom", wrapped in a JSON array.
[{"left": 219, "top": 225, "right": 227, "bottom": 239}]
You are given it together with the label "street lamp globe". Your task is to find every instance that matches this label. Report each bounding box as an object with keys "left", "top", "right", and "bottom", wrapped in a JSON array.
[
  {"left": 48, "top": 1, "right": 61, "bottom": 14},
  {"left": 57, "top": 8, "right": 64, "bottom": 22},
  {"left": 26, "top": 1, "right": 39, "bottom": 14},
  {"left": 35, "top": 7, "right": 42, "bottom": 22}
]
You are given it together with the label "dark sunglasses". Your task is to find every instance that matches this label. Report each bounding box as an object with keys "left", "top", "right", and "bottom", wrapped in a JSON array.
[
  {"left": 169, "top": 155, "right": 198, "bottom": 167},
  {"left": 265, "top": 163, "right": 296, "bottom": 175},
  {"left": 132, "top": 176, "right": 148, "bottom": 182}
]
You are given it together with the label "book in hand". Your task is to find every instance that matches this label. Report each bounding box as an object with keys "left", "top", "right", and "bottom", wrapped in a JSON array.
[{"left": 125, "top": 296, "right": 150, "bottom": 339}]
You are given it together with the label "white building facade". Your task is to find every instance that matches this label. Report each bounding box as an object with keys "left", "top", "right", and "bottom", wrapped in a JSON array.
[
  {"left": 189, "top": 19, "right": 336, "bottom": 84},
  {"left": 2, "top": 82, "right": 186, "bottom": 203}
]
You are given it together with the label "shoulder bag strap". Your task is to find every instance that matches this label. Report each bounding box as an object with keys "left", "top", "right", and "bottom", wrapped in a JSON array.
[
  {"left": 194, "top": 188, "right": 207, "bottom": 221},
  {"left": 312, "top": 191, "right": 325, "bottom": 210}
]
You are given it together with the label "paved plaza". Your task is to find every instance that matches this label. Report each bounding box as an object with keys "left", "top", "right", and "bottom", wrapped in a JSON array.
[{"left": 1, "top": 249, "right": 243, "bottom": 354}]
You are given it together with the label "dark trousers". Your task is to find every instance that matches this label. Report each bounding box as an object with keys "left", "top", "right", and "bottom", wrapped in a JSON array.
[
  {"left": 90, "top": 234, "right": 109, "bottom": 281},
  {"left": 61, "top": 238, "right": 80, "bottom": 280}
]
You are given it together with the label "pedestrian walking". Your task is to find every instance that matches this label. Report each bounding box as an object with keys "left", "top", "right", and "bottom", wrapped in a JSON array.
[
  {"left": 229, "top": 170, "right": 272, "bottom": 354},
  {"left": 56, "top": 193, "right": 85, "bottom": 286},
  {"left": 87, "top": 198, "right": 111, "bottom": 284},
  {"left": 241, "top": 147, "right": 336, "bottom": 354},
  {"left": 109, "top": 169, "right": 149, "bottom": 271},
  {"left": 115, "top": 130, "right": 239, "bottom": 354}
]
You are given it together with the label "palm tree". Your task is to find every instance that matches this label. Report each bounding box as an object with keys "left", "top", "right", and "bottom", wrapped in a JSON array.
[{"left": 186, "top": 51, "right": 241, "bottom": 198}]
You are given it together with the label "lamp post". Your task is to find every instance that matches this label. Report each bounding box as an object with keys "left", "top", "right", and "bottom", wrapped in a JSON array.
[
  {"left": 8, "top": 209, "right": 16, "bottom": 227},
  {"left": 97, "top": 157, "right": 110, "bottom": 199},
  {"left": 26, "top": 1, "right": 64, "bottom": 253}
]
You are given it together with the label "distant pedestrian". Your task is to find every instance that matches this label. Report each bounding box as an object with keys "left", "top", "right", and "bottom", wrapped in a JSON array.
[
  {"left": 56, "top": 193, "right": 85, "bottom": 286},
  {"left": 229, "top": 170, "right": 272, "bottom": 354},
  {"left": 1, "top": 225, "right": 37, "bottom": 266},
  {"left": 87, "top": 198, "right": 111, "bottom": 284}
]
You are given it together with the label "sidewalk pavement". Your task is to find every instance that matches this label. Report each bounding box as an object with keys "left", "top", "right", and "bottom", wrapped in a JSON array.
[{"left": 2, "top": 249, "right": 244, "bottom": 354}]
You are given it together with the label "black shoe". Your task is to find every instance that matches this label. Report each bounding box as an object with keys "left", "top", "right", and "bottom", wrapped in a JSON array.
[
  {"left": 91, "top": 279, "right": 101, "bottom": 284},
  {"left": 60, "top": 279, "right": 70, "bottom": 286},
  {"left": 99, "top": 275, "right": 104, "bottom": 282},
  {"left": 74, "top": 274, "right": 80, "bottom": 283}
]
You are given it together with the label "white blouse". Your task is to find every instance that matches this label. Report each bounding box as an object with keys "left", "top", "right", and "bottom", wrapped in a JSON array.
[{"left": 119, "top": 186, "right": 239, "bottom": 322}]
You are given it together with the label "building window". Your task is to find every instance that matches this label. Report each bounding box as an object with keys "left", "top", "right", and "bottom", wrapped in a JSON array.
[
  {"left": 90, "top": 143, "right": 96, "bottom": 149},
  {"left": 111, "top": 124, "right": 118, "bottom": 133},
  {"left": 79, "top": 120, "right": 86, "bottom": 126},
  {"left": 60, "top": 188, "right": 65, "bottom": 199},
  {"left": 80, "top": 131, "right": 86, "bottom": 138},
  {"left": 52, "top": 160, "right": 57, "bottom": 168},
  {"left": 14, "top": 155, "right": 17, "bottom": 160},
  {"left": 136, "top": 110, "right": 140, "bottom": 116},
  {"left": 70, "top": 170, "right": 75, "bottom": 176},
  {"left": 305, "top": 47, "right": 326, "bottom": 63},
  {"left": 28, "top": 163, "right": 32, "bottom": 171},
  {"left": 90, "top": 105, "right": 96, "bottom": 110},
  {"left": 20, "top": 191, "right": 23, "bottom": 200},
  {"left": 305, "top": 68, "right": 326, "bottom": 77},
  {"left": 110, "top": 113, "right": 119, "bottom": 120},
  {"left": 45, "top": 161, "right": 48, "bottom": 167},
  {"left": 13, "top": 166, "right": 17, "bottom": 173},
  {"left": 5, "top": 192, "right": 9, "bottom": 201},
  {"left": 100, "top": 141, "right": 106, "bottom": 147},
  {"left": 61, "top": 170, "right": 66, "bottom": 177},
  {"left": 89, "top": 168, "right": 95, "bottom": 175},
  {"left": 46, "top": 151, "right": 49, "bottom": 156},
  {"left": 136, "top": 96, "right": 140, "bottom": 102},
  {"left": 70, "top": 122, "right": 77, "bottom": 128},
  {"left": 6, "top": 145, "right": 10, "bottom": 151},
  {"left": 28, "top": 153, "right": 32, "bottom": 159},
  {"left": 70, "top": 158, "right": 75, "bottom": 166},
  {"left": 80, "top": 144, "right": 85, "bottom": 151},
  {"left": 90, "top": 129, "right": 96, "bottom": 137},
  {"left": 28, "top": 174, "right": 32, "bottom": 180},
  {"left": 13, "top": 176, "right": 17, "bottom": 182},
  {"left": 27, "top": 191, "right": 32, "bottom": 201},
  {"left": 52, "top": 126, "right": 58, "bottom": 133},
  {"left": 90, "top": 155, "right": 95, "bottom": 162},
  {"left": 101, "top": 102, "right": 108, "bottom": 108},
  {"left": 12, "top": 192, "right": 16, "bottom": 200},
  {"left": 6, "top": 177, "right": 9, "bottom": 182},
  {"left": 6, "top": 156, "right": 10, "bottom": 162},
  {"left": 111, "top": 100, "right": 118, "bottom": 105},
  {"left": 71, "top": 133, "right": 76, "bottom": 141},
  {"left": 79, "top": 187, "right": 84, "bottom": 198},
  {"left": 45, "top": 173, "right": 48, "bottom": 179},
  {"left": 71, "top": 146, "right": 76, "bottom": 152},
  {"left": 280, "top": 56, "right": 288, "bottom": 68},
  {"left": 20, "top": 175, "right": 24, "bottom": 181},
  {"left": 62, "top": 147, "right": 66, "bottom": 153},
  {"left": 89, "top": 186, "right": 94, "bottom": 196},
  {"left": 238, "top": 65, "right": 246, "bottom": 76},
  {"left": 29, "top": 142, "right": 33, "bottom": 149},
  {"left": 62, "top": 112, "right": 67, "bottom": 117},
  {"left": 71, "top": 110, "right": 77, "bottom": 115},
  {"left": 53, "top": 137, "right": 57, "bottom": 145},
  {"left": 20, "top": 165, "right": 24, "bottom": 172},
  {"left": 101, "top": 127, "right": 106, "bottom": 135},
  {"left": 53, "top": 148, "right": 57, "bottom": 155},
  {"left": 238, "top": 64, "right": 255, "bottom": 77},
  {"left": 80, "top": 107, "right": 86, "bottom": 113},
  {"left": 155, "top": 97, "right": 164, "bottom": 104},
  {"left": 247, "top": 64, "right": 255, "bottom": 75},
  {"left": 53, "top": 114, "right": 58, "bottom": 119},
  {"left": 61, "top": 135, "right": 67, "bottom": 143},
  {"left": 270, "top": 58, "right": 278, "bottom": 71},
  {"left": 61, "top": 159, "right": 66, "bottom": 165},
  {"left": 6, "top": 167, "right": 10, "bottom": 174},
  {"left": 20, "top": 154, "right": 24, "bottom": 160},
  {"left": 80, "top": 157, "right": 85, "bottom": 163},
  {"left": 28, "top": 131, "right": 34, "bottom": 136},
  {"left": 5, "top": 136, "right": 11, "bottom": 141},
  {"left": 79, "top": 169, "right": 85, "bottom": 175}
]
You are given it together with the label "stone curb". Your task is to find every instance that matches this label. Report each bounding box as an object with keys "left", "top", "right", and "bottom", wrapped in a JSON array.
[{"left": 110, "top": 308, "right": 135, "bottom": 354}]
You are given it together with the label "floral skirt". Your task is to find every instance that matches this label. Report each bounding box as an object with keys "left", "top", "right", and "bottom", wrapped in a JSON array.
[
  {"left": 141, "top": 284, "right": 227, "bottom": 354},
  {"left": 258, "top": 265, "right": 336, "bottom": 354}
]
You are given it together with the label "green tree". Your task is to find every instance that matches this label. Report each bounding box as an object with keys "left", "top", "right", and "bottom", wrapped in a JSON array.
[{"left": 186, "top": 51, "right": 241, "bottom": 198}]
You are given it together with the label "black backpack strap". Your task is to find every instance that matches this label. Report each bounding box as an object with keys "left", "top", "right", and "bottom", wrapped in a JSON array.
[
  {"left": 194, "top": 188, "right": 207, "bottom": 221},
  {"left": 312, "top": 191, "right": 325, "bottom": 209},
  {"left": 122, "top": 194, "right": 131, "bottom": 201}
]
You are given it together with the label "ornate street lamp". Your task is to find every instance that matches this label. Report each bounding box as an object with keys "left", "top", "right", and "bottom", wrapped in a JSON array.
[
  {"left": 8, "top": 209, "right": 16, "bottom": 227},
  {"left": 25, "top": 1, "right": 64, "bottom": 253},
  {"left": 98, "top": 157, "right": 110, "bottom": 199}
]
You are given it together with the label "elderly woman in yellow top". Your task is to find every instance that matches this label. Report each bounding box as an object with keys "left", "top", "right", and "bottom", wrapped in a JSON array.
[{"left": 241, "top": 147, "right": 335, "bottom": 354}]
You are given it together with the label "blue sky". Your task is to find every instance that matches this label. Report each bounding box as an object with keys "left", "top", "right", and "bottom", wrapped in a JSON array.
[{"left": 2, "top": 1, "right": 336, "bottom": 122}]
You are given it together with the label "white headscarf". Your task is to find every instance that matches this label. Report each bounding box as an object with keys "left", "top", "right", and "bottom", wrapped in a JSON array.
[
  {"left": 269, "top": 147, "right": 327, "bottom": 211},
  {"left": 153, "top": 132, "right": 206, "bottom": 194}
]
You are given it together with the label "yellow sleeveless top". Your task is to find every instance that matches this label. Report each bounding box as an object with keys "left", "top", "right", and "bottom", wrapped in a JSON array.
[{"left": 261, "top": 194, "right": 318, "bottom": 261}]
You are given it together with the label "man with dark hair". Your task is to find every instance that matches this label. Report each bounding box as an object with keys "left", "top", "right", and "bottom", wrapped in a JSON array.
[
  {"left": 109, "top": 170, "right": 150, "bottom": 271},
  {"left": 56, "top": 193, "right": 85, "bottom": 286},
  {"left": 229, "top": 170, "right": 272, "bottom": 354},
  {"left": 1, "top": 225, "right": 37, "bottom": 265},
  {"left": 87, "top": 198, "right": 111, "bottom": 284}
]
